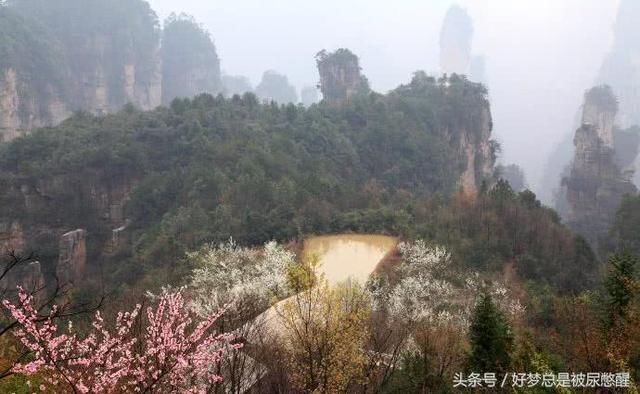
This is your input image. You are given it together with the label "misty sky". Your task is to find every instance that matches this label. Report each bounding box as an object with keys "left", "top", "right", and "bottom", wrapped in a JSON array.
[{"left": 147, "top": 0, "right": 620, "bottom": 198}]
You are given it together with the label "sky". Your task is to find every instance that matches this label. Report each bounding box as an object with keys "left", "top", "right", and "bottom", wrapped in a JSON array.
[{"left": 147, "top": 0, "right": 620, "bottom": 200}]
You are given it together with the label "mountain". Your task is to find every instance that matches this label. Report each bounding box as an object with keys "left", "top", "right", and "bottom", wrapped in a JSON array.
[
  {"left": 0, "top": 68, "right": 498, "bottom": 287},
  {"left": 561, "top": 85, "right": 639, "bottom": 250},
  {"left": 0, "top": 0, "right": 225, "bottom": 142}
]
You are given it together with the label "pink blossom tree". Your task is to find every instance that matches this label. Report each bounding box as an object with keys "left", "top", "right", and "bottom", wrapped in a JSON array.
[{"left": 2, "top": 287, "right": 239, "bottom": 393}]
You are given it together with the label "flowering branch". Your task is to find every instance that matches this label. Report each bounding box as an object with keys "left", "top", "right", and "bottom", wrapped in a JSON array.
[{"left": 3, "top": 287, "right": 240, "bottom": 393}]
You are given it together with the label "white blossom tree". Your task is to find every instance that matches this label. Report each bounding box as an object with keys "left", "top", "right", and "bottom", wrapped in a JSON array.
[
  {"left": 185, "top": 239, "right": 298, "bottom": 392},
  {"left": 188, "top": 239, "right": 295, "bottom": 320},
  {"left": 374, "top": 240, "right": 523, "bottom": 328}
]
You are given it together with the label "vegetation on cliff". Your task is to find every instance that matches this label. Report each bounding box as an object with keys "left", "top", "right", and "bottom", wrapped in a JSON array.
[
  {"left": 0, "top": 73, "right": 597, "bottom": 294},
  {"left": 316, "top": 48, "right": 370, "bottom": 104},
  {"left": 7, "top": 0, "right": 161, "bottom": 111},
  {"left": 562, "top": 85, "right": 638, "bottom": 252},
  {"left": 0, "top": 7, "right": 68, "bottom": 122}
]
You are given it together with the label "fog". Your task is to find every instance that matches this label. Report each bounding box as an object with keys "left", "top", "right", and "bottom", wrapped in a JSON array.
[{"left": 147, "top": 0, "right": 620, "bottom": 200}]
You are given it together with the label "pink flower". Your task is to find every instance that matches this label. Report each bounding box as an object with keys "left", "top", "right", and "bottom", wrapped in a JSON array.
[{"left": 3, "top": 287, "right": 238, "bottom": 393}]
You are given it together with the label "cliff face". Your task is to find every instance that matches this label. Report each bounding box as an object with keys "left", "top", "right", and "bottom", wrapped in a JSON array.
[
  {"left": 0, "top": 0, "right": 162, "bottom": 141},
  {"left": 255, "top": 71, "right": 298, "bottom": 104},
  {"left": 562, "top": 86, "right": 638, "bottom": 248},
  {"left": 597, "top": 0, "right": 640, "bottom": 186},
  {"left": 0, "top": 221, "right": 25, "bottom": 255},
  {"left": 0, "top": 219, "right": 46, "bottom": 294},
  {"left": 68, "top": 34, "right": 162, "bottom": 114},
  {"left": 316, "top": 49, "right": 370, "bottom": 106},
  {"left": 598, "top": 0, "right": 640, "bottom": 128},
  {"left": 0, "top": 7, "right": 72, "bottom": 140},
  {"left": 0, "top": 69, "right": 22, "bottom": 141},
  {"left": 56, "top": 229, "right": 87, "bottom": 286},
  {"left": 0, "top": 68, "right": 71, "bottom": 142},
  {"left": 127, "top": 58, "right": 163, "bottom": 111},
  {"left": 161, "top": 14, "right": 222, "bottom": 105},
  {"left": 2, "top": 172, "right": 138, "bottom": 288},
  {"left": 439, "top": 5, "right": 486, "bottom": 84},
  {"left": 581, "top": 86, "right": 618, "bottom": 148},
  {"left": 393, "top": 72, "right": 495, "bottom": 195},
  {"left": 439, "top": 5, "right": 473, "bottom": 77},
  {"left": 0, "top": 259, "right": 45, "bottom": 297},
  {"left": 66, "top": 34, "right": 162, "bottom": 115},
  {"left": 458, "top": 105, "right": 493, "bottom": 195}
]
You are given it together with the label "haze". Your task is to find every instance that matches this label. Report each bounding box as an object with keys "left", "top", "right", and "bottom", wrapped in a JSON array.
[{"left": 147, "top": 0, "right": 619, "bottom": 200}]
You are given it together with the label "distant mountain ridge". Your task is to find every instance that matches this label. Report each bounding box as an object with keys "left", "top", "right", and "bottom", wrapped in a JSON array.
[{"left": 0, "top": 1, "right": 222, "bottom": 141}]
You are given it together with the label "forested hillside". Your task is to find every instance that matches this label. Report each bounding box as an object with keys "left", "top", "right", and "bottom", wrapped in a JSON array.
[{"left": 0, "top": 72, "right": 598, "bottom": 294}]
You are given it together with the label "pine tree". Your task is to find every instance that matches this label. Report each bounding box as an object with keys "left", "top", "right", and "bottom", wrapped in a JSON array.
[
  {"left": 605, "top": 251, "right": 638, "bottom": 327},
  {"left": 467, "top": 292, "right": 514, "bottom": 374}
]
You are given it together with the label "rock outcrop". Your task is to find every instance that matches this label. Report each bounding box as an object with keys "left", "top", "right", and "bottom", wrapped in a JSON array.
[
  {"left": 439, "top": 5, "right": 473, "bottom": 77},
  {"left": 597, "top": 0, "right": 640, "bottom": 128},
  {"left": 0, "top": 7, "right": 72, "bottom": 141},
  {"left": 0, "top": 0, "right": 161, "bottom": 141},
  {"left": 439, "top": 5, "right": 486, "bottom": 84},
  {"left": 316, "top": 49, "right": 370, "bottom": 106},
  {"left": 458, "top": 101, "right": 494, "bottom": 195},
  {"left": 161, "top": 14, "right": 222, "bottom": 105},
  {"left": 394, "top": 72, "right": 495, "bottom": 195},
  {"left": 0, "top": 221, "right": 25, "bottom": 255},
  {"left": 300, "top": 86, "right": 320, "bottom": 107},
  {"left": 255, "top": 71, "right": 298, "bottom": 104},
  {"left": 562, "top": 86, "right": 638, "bottom": 248},
  {"left": 0, "top": 68, "right": 71, "bottom": 142},
  {"left": 56, "top": 229, "right": 87, "bottom": 286},
  {"left": 597, "top": 0, "right": 640, "bottom": 186},
  {"left": 581, "top": 86, "right": 617, "bottom": 148},
  {"left": 0, "top": 68, "right": 23, "bottom": 142},
  {"left": 0, "top": 259, "right": 45, "bottom": 295}
]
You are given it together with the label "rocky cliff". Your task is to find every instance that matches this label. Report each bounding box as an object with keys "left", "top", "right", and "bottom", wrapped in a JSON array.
[
  {"left": 393, "top": 72, "right": 496, "bottom": 195},
  {"left": 0, "top": 7, "right": 72, "bottom": 141},
  {"left": 0, "top": 258, "right": 45, "bottom": 297},
  {"left": 255, "top": 71, "right": 298, "bottom": 104},
  {"left": 597, "top": 0, "right": 640, "bottom": 185},
  {"left": 316, "top": 49, "right": 370, "bottom": 106},
  {"left": 0, "top": 221, "right": 25, "bottom": 255},
  {"left": 0, "top": 169, "right": 137, "bottom": 288},
  {"left": 458, "top": 104, "right": 494, "bottom": 195},
  {"left": 0, "top": 68, "right": 71, "bottom": 142},
  {"left": 161, "top": 14, "right": 222, "bottom": 105},
  {"left": 597, "top": 0, "right": 640, "bottom": 128},
  {"left": 0, "top": 62, "right": 499, "bottom": 289},
  {"left": 562, "top": 86, "right": 638, "bottom": 248},
  {"left": 439, "top": 5, "right": 486, "bottom": 84},
  {"left": 56, "top": 229, "right": 87, "bottom": 286},
  {"left": 0, "top": 0, "right": 162, "bottom": 141},
  {"left": 439, "top": 5, "right": 473, "bottom": 77}
]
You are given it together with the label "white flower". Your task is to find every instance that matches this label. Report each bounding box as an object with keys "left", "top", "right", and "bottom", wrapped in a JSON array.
[
  {"left": 383, "top": 240, "right": 523, "bottom": 328},
  {"left": 187, "top": 239, "right": 295, "bottom": 317}
]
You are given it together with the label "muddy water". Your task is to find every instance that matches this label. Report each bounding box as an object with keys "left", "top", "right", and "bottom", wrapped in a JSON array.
[
  {"left": 303, "top": 234, "right": 398, "bottom": 285},
  {"left": 246, "top": 234, "right": 398, "bottom": 340}
]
